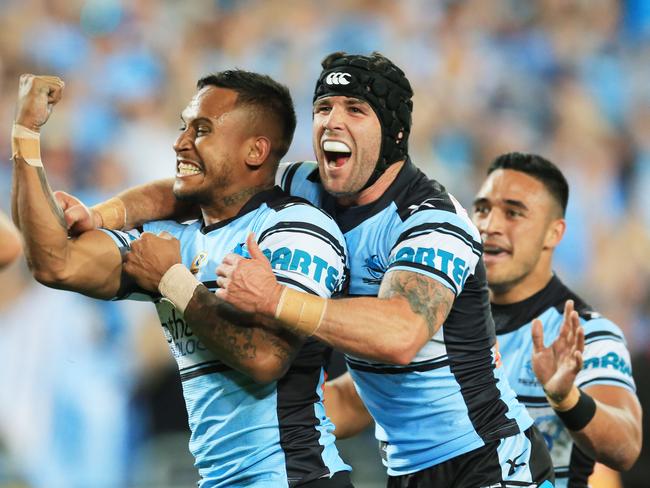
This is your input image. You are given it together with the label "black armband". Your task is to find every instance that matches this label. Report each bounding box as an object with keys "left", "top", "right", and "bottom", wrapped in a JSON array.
[{"left": 553, "top": 389, "right": 596, "bottom": 431}]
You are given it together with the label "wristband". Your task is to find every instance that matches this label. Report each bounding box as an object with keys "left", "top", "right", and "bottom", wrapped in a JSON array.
[
  {"left": 550, "top": 387, "right": 597, "bottom": 431},
  {"left": 274, "top": 287, "right": 327, "bottom": 336},
  {"left": 11, "top": 123, "right": 42, "bottom": 167},
  {"left": 93, "top": 197, "right": 127, "bottom": 230},
  {"left": 158, "top": 263, "right": 200, "bottom": 314}
]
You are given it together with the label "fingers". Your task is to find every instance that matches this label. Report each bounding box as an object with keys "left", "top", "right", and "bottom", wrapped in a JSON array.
[
  {"left": 246, "top": 232, "right": 265, "bottom": 260},
  {"left": 531, "top": 318, "right": 545, "bottom": 353},
  {"left": 576, "top": 324, "right": 585, "bottom": 353}
]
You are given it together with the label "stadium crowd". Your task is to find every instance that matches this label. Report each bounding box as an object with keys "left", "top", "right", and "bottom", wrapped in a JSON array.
[{"left": 1, "top": 0, "right": 649, "bottom": 486}]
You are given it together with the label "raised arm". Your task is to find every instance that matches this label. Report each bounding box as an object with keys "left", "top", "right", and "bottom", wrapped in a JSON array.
[
  {"left": 11, "top": 74, "right": 123, "bottom": 299},
  {"left": 0, "top": 210, "right": 22, "bottom": 269},
  {"left": 532, "top": 300, "right": 642, "bottom": 471}
]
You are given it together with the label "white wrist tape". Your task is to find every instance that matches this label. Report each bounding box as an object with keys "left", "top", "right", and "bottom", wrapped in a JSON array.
[
  {"left": 158, "top": 263, "right": 200, "bottom": 314},
  {"left": 11, "top": 123, "right": 42, "bottom": 167}
]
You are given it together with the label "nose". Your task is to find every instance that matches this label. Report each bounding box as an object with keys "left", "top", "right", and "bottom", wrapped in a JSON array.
[
  {"left": 323, "top": 105, "right": 345, "bottom": 132},
  {"left": 173, "top": 128, "right": 192, "bottom": 153},
  {"left": 477, "top": 209, "right": 504, "bottom": 238}
]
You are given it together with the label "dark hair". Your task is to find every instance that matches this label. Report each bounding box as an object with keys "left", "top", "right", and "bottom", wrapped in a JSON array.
[
  {"left": 488, "top": 152, "right": 569, "bottom": 216},
  {"left": 197, "top": 70, "right": 296, "bottom": 160}
]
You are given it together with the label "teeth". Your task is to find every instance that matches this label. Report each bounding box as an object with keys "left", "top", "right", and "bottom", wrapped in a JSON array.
[
  {"left": 177, "top": 162, "right": 202, "bottom": 176},
  {"left": 323, "top": 140, "right": 351, "bottom": 153}
]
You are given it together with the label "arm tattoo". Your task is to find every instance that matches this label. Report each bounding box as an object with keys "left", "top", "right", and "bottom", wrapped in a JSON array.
[
  {"left": 184, "top": 286, "right": 297, "bottom": 366},
  {"left": 36, "top": 166, "right": 66, "bottom": 228},
  {"left": 382, "top": 271, "right": 453, "bottom": 338}
]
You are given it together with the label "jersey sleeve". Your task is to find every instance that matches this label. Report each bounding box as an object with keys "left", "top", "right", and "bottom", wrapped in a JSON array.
[
  {"left": 386, "top": 209, "right": 482, "bottom": 296},
  {"left": 576, "top": 317, "right": 636, "bottom": 392},
  {"left": 275, "top": 161, "right": 322, "bottom": 206},
  {"left": 254, "top": 203, "right": 347, "bottom": 298}
]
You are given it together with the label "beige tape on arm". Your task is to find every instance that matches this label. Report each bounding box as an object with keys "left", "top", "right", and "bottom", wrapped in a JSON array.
[
  {"left": 158, "top": 263, "right": 200, "bottom": 315},
  {"left": 274, "top": 287, "right": 327, "bottom": 336},
  {"left": 93, "top": 197, "right": 127, "bottom": 230},
  {"left": 11, "top": 123, "right": 42, "bottom": 167}
]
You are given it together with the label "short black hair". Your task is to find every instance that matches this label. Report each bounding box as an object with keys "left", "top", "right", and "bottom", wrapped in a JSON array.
[
  {"left": 197, "top": 70, "right": 296, "bottom": 160},
  {"left": 488, "top": 152, "right": 569, "bottom": 216}
]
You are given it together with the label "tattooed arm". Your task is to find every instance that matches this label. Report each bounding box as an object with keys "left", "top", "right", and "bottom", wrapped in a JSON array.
[
  {"left": 311, "top": 270, "right": 454, "bottom": 364},
  {"left": 12, "top": 74, "right": 123, "bottom": 298},
  {"left": 184, "top": 287, "right": 303, "bottom": 383}
]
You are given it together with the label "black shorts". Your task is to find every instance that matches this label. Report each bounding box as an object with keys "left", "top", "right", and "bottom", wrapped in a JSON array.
[
  {"left": 298, "top": 471, "right": 354, "bottom": 488},
  {"left": 386, "top": 426, "right": 554, "bottom": 488}
]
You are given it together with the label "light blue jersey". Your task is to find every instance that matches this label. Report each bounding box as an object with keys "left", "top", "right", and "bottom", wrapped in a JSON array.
[
  {"left": 278, "top": 161, "right": 534, "bottom": 476},
  {"left": 493, "top": 275, "right": 636, "bottom": 487},
  {"left": 104, "top": 187, "right": 351, "bottom": 487}
]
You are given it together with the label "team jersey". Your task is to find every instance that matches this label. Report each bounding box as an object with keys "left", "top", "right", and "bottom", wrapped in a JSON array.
[
  {"left": 492, "top": 275, "right": 636, "bottom": 488},
  {"left": 277, "top": 160, "right": 533, "bottom": 476},
  {"left": 102, "top": 187, "right": 351, "bottom": 488}
]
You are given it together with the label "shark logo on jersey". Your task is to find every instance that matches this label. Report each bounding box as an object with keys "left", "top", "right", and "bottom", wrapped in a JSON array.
[
  {"left": 189, "top": 251, "right": 208, "bottom": 275},
  {"left": 263, "top": 246, "right": 340, "bottom": 292},
  {"left": 519, "top": 359, "right": 539, "bottom": 386},
  {"left": 362, "top": 254, "right": 385, "bottom": 284}
]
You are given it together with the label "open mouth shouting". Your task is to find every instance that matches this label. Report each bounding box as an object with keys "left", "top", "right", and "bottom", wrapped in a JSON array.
[
  {"left": 176, "top": 158, "right": 203, "bottom": 178},
  {"left": 322, "top": 140, "right": 352, "bottom": 168}
]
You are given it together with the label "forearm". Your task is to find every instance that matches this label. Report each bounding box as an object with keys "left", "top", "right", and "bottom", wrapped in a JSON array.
[
  {"left": 315, "top": 296, "right": 429, "bottom": 364},
  {"left": 566, "top": 387, "right": 642, "bottom": 470},
  {"left": 95, "top": 178, "right": 197, "bottom": 230},
  {"left": 185, "top": 286, "right": 299, "bottom": 383},
  {"left": 324, "top": 372, "right": 373, "bottom": 439},
  {"left": 12, "top": 156, "right": 70, "bottom": 280}
]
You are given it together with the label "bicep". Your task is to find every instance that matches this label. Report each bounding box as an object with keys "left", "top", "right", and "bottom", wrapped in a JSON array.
[
  {"left": 62, "top": 230, "right": 124, "bottom": 299},
  {"left": 378, "top": 269, "right": 455, "bottom": 338}
]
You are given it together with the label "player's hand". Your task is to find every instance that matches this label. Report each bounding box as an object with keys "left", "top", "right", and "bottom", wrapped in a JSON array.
[
  {"left": 215, "top": 232, "right": 283, "bottom": 318},
  {"left": 531, "top": 299, "right": 585, "bottom": 404},
  {"left": 15, "top": 74, "right": 65, "bottom": 131},
  {"left": 54, "top": 191, "right": 102, "bottom": 236},
  {"left": 124, "top": 231, "right": 182, "bottom": 292}
]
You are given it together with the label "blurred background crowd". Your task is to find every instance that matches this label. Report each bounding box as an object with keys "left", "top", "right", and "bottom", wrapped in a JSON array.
[{"left": 1, "top": 0, "right": 649, "bottom": 486}]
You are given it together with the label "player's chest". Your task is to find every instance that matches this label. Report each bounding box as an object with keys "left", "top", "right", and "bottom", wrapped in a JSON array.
[{"left": 345, "top": 222, "right": 393, "bottom": 296}]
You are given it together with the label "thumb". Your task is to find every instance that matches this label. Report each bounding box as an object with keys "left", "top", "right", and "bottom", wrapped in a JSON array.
[
  {"left": 246, "top": 232, "right": 265, "bottom": 260},
  {"left": 531, "top": 318, "right": 545, "bottom": 353}
]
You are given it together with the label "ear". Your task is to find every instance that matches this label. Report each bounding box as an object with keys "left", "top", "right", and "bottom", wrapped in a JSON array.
[
  {"left": 543, "top": 218, "right": 566, "bottom": 250},
  {"left": 244, "top": 136, "right": 272, "bottom": 169}
]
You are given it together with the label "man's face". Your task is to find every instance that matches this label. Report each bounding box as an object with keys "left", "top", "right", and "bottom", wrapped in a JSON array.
[
  {"left": 472, "top": 169, "right": 562, "bottom": 294},
  {"left": 172, "top": 86, "right": 250, "bottom": 203},
  {"left": 312, "top": 95, "right": 382, "bottom": 197}
]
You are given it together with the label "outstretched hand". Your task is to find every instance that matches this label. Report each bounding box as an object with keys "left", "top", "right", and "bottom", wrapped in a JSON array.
[
  {"left": 531, "top": 299, "right": 585, "bottom": 404},
  {"left": 123, "top": 232, "right": 181, "bottom": 292},
  {"left": 54, "top": 191, "right": 102, "bottom": 236},
  {"left": 215, "top": 232, "right": 283, "bottom": 318}
]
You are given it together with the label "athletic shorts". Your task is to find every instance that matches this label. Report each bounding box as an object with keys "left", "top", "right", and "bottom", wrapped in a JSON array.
[
  {"left": 298, "top": 471, "right": 354, "bottom": 488},
  {"left": 386, "top": 426, "right": 554, "bottom": 488}
]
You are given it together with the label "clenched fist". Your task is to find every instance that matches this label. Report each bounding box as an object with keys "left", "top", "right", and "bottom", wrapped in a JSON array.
[{"left": 14, "top": 74, "right": 65, "bottom": 131}]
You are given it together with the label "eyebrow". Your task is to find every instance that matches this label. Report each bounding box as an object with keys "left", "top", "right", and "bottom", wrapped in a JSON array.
[
  {"left": 179, "top": 113, "right": 213, "bottom": 125},
  {"left": 471, "top": 197, "right": 529, "bottom": 211}
]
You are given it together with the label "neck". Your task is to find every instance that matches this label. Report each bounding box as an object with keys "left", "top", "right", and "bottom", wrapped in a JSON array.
[
  {"left": 337, "top": 160, "right": 405, "bottom": 207},
  {"left": 489, "top": 268, "right": 554, "bottom": 305},
  {"left": 201, "top": 182, "right": 274, "bottom": 225}
]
